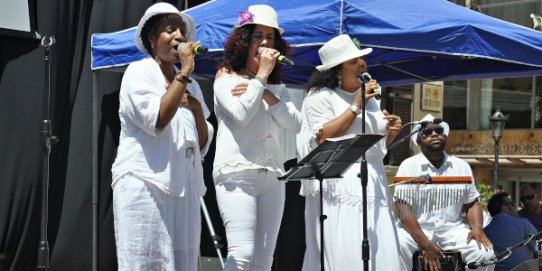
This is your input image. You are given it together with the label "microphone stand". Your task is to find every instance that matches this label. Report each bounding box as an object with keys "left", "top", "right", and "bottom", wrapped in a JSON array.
[
  {"left": 38, "top": 36, "right": 58, "bottom": 270},
  {"left": 388, "top": 174, "right": 432, "bottom": 188},
  {"left": 386, "top": 126, "right": 423, "bottom": 151},
  {"left": 359, "top": 78, "right": 369, "bottom": 270}
]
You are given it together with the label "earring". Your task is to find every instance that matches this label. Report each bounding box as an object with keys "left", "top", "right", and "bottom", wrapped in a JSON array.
[
  {"left": 338, "top": 77, "right": 342, "bottom": 88},
  {"left": 151, "top": 43, "right": 155, "bottom": 49}
]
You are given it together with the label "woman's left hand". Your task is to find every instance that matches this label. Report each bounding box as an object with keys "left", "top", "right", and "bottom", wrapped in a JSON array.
[
  {"left": 231, "top": 82, "right": 248, "bottom": 97},
  {"left": 181, "top": 93, "right": 202, "bottom": 111},
  {"left": 383, "top": 109, "right": 402, "bottom": 135}
]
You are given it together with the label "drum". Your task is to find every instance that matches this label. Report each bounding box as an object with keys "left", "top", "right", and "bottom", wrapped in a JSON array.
[{"left": 412, "top": 250, "right": 464, "bottom": 271}]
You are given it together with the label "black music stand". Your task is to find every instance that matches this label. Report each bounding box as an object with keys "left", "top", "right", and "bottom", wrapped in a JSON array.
[{"left": 279, "top": 133, "right": 384, "bottom": 271}]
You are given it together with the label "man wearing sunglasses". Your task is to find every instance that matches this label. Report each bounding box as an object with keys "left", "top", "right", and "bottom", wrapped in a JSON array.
[
  {"left": 518, "top": 183, "right": 542, "bottom": 231},
  {"left": 484, "top": 192, "right": 537, "bottom": 271},
  {"left": 395, "top": 114, "right": 495, "bottom": 271}
]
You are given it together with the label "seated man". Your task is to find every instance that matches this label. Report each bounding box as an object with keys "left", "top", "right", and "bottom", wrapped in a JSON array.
[
  {"left": 395, "top": 114, "right": 495, "bottom": 271},
  {"left": 484, "top": 192, "right": 537, "bottom": 271},
  {"left": 518, "top": 183, "right": 542, "bottom": 231}
]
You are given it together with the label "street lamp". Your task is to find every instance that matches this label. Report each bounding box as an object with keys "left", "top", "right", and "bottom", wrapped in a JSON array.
[{"left": 488, "top": 108, "right": 509, "bottom": 190}]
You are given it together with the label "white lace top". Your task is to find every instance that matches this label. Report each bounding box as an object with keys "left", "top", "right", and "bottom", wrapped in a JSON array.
[
  {"left": 212, "top": 75, "right": 301, "bottom": 180},
  {"left": 296, "top": 87, "right": 389, "bottom": 198}
]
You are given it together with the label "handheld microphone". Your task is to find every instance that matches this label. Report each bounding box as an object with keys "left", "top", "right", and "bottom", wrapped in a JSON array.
[
  {"left": 177, "top": 42, "right": 209, "bottom": 54},
  {"left": 257, "top": 47, "right": 294, "bottom": 66},
  {"left": 358, "top": 72, "right": 381, "bottom": 99}
]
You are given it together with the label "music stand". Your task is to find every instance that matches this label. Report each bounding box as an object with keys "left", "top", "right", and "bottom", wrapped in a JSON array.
[{"left": 279, "top": 134, "right": 384, "bottom": 271}]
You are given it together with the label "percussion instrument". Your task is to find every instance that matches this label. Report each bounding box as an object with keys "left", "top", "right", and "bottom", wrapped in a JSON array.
[
  {"left": 413, "top": 250, "right": 464, "bottom": 271},
  {"left": 393, "top": 176, "right": 472, "bottom": 219}
]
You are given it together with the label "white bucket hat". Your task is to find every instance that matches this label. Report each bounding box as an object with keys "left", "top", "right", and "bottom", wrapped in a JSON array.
[
  {"left": 234, "top": 4, "right": 284, "bottom": 34},
  {"left": 411, "top": 113, "right": 450, "bottom": 146},
  {"left": 316, "top": 34, "right": 373, "bottom": 71},
  {"left": 135, "top": 2, "right": 196, "bottom": 54}
]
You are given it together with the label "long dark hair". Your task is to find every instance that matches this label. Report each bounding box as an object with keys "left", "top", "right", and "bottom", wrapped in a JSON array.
[
  {"left": 217, "top": 25, "right": 290, "bottom": 84},
  {"left": 304, "top": 66, "right": 341, "bottom": 93}
]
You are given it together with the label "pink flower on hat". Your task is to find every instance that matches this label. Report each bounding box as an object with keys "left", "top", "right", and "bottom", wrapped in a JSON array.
[{"left": 238, "top": 10, "right": 254, "bottom": 26}]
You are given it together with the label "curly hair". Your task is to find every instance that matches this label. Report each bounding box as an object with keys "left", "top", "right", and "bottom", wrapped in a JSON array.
[
  {"left": 217, "top": 25, "right": 290, "bottom": 84},
  {"left": 141, "top": 14, "right": 185, "bottom": 56},
  {"left": 304, "top": 66, "right": 341, "bottom": 93}
]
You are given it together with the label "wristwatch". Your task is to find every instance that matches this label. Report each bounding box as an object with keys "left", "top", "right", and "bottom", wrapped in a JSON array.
[
  {"left": 175, "top": 72, "right": 192, "bottom": 83},
  {"left": 350, "top": 103, "right": 361, "bottom": 115}
]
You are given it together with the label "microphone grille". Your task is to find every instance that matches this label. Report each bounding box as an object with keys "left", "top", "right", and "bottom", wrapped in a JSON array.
[
  {"left": 432, "top": 118, "right": 443, "bottom": 124},
  {"left": 177, "top": 42, "right": 186, "bottom": 52},
  {"left": 257, "top": 47, "right": 265, "bottom": 55},
  {"left": 361, "top": 72, "right": 372, "bottom": 81}
]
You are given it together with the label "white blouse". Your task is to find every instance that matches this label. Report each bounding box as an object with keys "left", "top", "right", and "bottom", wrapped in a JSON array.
[
  {"left": 296, "top": 87, "right": 389, "bottom": 196},
  {"left": 213, "top": 75, "right": 301, "bottom": 180},
  {"left": 111, "top": 57, "right": 214, "bottom": 197},
  {"left": 297, "top": 87, "right": 387, "bottom": 160}
]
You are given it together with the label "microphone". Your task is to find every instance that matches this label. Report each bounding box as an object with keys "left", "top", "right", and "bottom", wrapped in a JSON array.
[
  {"left": 386, "top": 118, "right": 442, "bottom": 150},
  {"left": 467, "top": 259, "right": 499, "bottom": 269},
  {"left": 177, "top": 42, "right": 209, "bottom": 54},
  {"left": 388, "top": 174, "right": 432, "bottom": 188},
  {"left": 406, "top": 118, "right": 443, "bottom": 127},
  {"left": 257, "top": 47, "right": 294, "bottom": 66},
  {"left": 358, "top": 72, "right": 381, "bottom": 99}
]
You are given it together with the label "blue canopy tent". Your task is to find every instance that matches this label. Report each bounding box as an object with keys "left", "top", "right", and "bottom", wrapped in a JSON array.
[
  {"left": 92, "top": 0, "right": 542, "bottom": 86},
  {"left": 90, "top": 0, "right": 542, "bottom": 268}
]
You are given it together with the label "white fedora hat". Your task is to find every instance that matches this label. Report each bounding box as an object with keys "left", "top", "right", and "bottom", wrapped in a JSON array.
[
  {"left": 316, "top": 34, "right": 373, "bottom": 71},
  {"left": 411, "top": 113, "right": 450, "bottom": 146},
  {"left": 135, "top": 2, "right": 196, "bottom": 54},
  {"left": 234, "top": 4, "right": 284, "bottom": 34}
]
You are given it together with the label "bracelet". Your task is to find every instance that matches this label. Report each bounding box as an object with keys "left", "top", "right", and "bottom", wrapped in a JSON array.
[
  {"left": 253, "top": 76, "right": 266, "bottom": 86},
  {"left": 174, "top": 72, "right": 192, "bottom": 83}
]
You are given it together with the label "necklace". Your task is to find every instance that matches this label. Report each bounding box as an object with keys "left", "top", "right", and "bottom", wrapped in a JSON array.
[{"left": 245, "top": 67, "right": 257, "bottom": 78}]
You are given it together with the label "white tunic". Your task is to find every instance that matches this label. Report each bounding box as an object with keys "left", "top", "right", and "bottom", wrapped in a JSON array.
[
  {"left": 111, "top": 57, "right": 213, "bottom": 197},
  {"left": 296, "top": 87, "right": 403, "bottom": 271},
  {"left": 111, "top": 57, "right": 214, "bottom": 271}
]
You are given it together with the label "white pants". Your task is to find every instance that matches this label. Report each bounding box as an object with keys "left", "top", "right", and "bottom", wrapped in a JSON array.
[
  {"left": 113, "top": 176, "right": 201, "bottom": 271},
  {"left": 398, "top": 224, "right": 495, "bottom": 271},
  {"left": 215, "top": 169, "right": 285, "bottom": 271}
]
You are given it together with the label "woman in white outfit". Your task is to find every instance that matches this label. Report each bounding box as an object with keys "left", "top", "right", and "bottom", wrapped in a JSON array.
[
  {"left": 297, "top": 34, "right": 405, "bottom": 271},
  {"left": 111, "top": 3, "right": 214, "bottom": 270},
  {"left": 213, "top": 4, "right": 301, "bottom": 271}
]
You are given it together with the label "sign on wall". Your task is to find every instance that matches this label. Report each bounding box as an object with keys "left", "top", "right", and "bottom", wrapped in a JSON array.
[{"left": 421, "top": 83, "right": 443, "bottom": 112}]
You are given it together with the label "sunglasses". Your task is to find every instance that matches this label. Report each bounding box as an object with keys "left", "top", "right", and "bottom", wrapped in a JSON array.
[
  {"left": 520, "top": 194, "right": 537, "bottom": 202},
  {"left": 421, "top": 126, "right": 444, "bottom": 137}
]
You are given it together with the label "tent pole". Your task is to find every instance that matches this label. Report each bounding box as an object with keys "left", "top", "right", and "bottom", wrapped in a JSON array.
[{"left": 92, "top": 71, "right": 99, "bottom": 271}]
